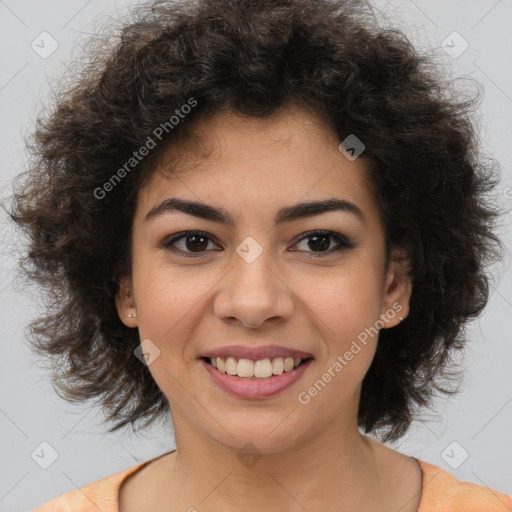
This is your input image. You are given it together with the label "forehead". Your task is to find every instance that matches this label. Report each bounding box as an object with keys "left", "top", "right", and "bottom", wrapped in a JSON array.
[{"left": 136, "top": 106, "right": 382, "bottom": 228}]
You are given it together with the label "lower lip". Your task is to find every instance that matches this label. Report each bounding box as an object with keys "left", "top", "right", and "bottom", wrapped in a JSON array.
[{"left": 200, "top": 358, "right": 313, "bottom": 399}]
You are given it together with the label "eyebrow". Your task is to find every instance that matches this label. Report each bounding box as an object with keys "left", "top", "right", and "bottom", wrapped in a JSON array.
[{"left": 145, "top": 197, "right": 366, "bottom": 226}]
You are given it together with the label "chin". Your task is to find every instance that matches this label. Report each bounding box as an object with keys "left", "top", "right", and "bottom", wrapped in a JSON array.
[{"left": 206, "top": 417, "right": 309, "bottom": 456}]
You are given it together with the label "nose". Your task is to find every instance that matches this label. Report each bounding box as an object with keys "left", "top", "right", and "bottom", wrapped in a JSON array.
[{"left": 213, "top": 246, "right": 294, "bottom": 329}]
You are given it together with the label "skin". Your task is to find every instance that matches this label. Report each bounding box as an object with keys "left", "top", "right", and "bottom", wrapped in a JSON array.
[{"left": 116, "top": 105, "right": 422, "bottom": 512}]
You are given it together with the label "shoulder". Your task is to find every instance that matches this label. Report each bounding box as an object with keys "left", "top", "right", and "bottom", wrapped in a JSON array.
[
  {"left": 416, "top": 459, "right": 512, "bottom": 511},
  {"left": 31, "top": 462, "right": 148, "bottom": 512}
]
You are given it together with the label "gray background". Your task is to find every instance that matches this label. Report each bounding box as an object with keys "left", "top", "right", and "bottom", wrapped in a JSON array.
[{"left": 0, "top": 0, "right": 511, "bottom": 510}]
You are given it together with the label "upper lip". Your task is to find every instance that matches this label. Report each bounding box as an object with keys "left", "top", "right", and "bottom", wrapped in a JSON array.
[{"left": 200, "top": 345, "right": 314, "bottom": 361}]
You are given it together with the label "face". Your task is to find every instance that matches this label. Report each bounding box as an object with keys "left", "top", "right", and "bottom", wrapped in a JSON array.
[{"left": 116, "top": 106, "right": 411, "bottom": 455}]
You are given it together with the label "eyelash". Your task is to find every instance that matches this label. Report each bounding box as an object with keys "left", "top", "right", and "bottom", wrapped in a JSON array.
[{"left": 161, "top": 230, "right": 355, "bottom": 258}]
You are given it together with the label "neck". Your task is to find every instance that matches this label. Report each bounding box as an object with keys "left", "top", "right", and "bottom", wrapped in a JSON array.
[{"left": 162, "top": 412, "right": 386, "bottom": 511}]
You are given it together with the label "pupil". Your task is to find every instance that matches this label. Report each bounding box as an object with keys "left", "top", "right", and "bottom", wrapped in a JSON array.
[
  {"left": 309, "top": 234, "right": 330, "bottom": 252},
  {"left": 187, "top": 234, "right": 208, "bottom": 252}
]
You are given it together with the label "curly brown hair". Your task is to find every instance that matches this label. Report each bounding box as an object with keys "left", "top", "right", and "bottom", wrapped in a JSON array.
[{"left": 6, "top": 0, "right": 506, "bottom": 442}]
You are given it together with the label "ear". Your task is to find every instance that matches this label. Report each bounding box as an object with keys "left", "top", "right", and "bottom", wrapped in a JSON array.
[
  {"left": 115, "top": 276, "right": 138, "bottom": 328},
  {"left": 379, "top": 248, "right": 412, "bottom": 329}
]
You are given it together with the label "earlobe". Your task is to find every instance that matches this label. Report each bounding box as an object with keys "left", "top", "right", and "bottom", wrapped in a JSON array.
[
  {"left": 380, "top": 250, "right": 412, "bottom": 329},
  {"left": 115, "top": 277, "right": 138, "bottom": 327}
]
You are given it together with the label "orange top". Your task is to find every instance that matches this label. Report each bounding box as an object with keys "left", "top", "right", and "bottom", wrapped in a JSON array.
[{"left": 32, "top": 453, "right": 512, "bottom": 512}]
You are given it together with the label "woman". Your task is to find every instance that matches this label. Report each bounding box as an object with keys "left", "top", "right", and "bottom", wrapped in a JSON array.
[{"left": 9, "top": 0, "right": 511, "bottom": 510}]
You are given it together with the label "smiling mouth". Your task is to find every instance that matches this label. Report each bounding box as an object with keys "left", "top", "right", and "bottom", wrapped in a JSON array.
[{"left": 201, "top": 356, "right": 314, "bottom": 379}]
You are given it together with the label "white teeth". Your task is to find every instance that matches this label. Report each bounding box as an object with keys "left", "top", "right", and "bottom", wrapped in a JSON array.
[
  {"left": 237, "top": 358, "right": 255, "bottom": 378},
  {"left": 254, "top": 359, "right": 273, "bottom": 378},
  {"left": 284, "top": 357, "right": 294, "bottom": 372},
  {"left": 225, "top": 357, "right": 238, "bottom": 376},
  {"left": 272, "top": 357, "right": 284, "bottom": 375},
  {"left": 209, "top": 356, "right": 307, "bottom": 378}
]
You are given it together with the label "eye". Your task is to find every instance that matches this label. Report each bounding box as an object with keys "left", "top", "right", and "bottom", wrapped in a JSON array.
[
  {"left": 162, "top": 231, "right": 220, "bottom": 258},
  {"left": 292, "top": 230, "right": 355, "bottom": 257}
]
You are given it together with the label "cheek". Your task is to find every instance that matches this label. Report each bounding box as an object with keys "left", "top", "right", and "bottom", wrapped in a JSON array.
[
  {"left": 298, "top": 267, "right": 383, "bottom": 392},
  {"left": 136, "top": 274, "right": 202, "bottom": 338},
  {"left": 304, "top": 279, "right": 381, "bottom": 402},
  {"left": 304, "top": 265, "right": 384, "bottom": 341},
  {"left": 132, "top": 258, "right": 217, "bottom": 366},
  {"left": 132, "top": 272, "right": 206, "bottom": 396}
]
